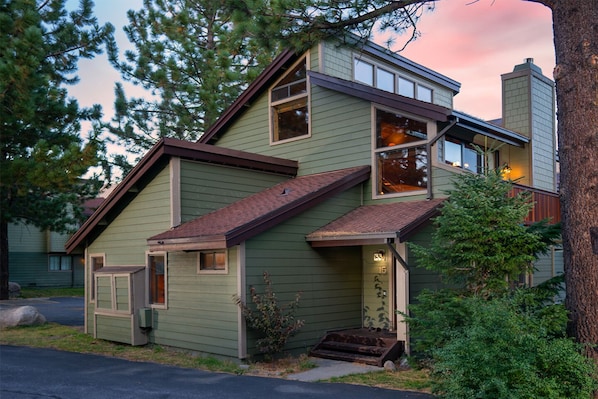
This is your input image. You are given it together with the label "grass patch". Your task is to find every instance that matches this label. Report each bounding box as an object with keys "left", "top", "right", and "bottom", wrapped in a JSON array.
[
  {"left": 19, "top": 287, "right": 84, "bottom": 298},
  {"left": 0, "top": 323, "right": 431, "bottom": 392},
  {"left": 326, "top": 368, "right": 432, "bottom": 392},
  {"left": 0, "top": 323, "right": 243, "bottom": 373}
]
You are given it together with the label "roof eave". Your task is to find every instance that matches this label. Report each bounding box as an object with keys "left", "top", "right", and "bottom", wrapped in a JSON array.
[
  {"left": 224, "top": 166, "right": 372, "bottom": 247},
  {"left": 199, "top": 49, "right": 297, "bottom": 144},
  {"left": 308, "top": 71, "right": 451, "bottom": 122}
]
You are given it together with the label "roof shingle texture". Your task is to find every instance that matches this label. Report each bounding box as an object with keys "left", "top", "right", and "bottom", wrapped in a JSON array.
[
  {"left": 307, "top": 198, "right": 445, "bottom": 239},
  {"left": 149, "top": 165, "right": 370, "bottom": 242}
]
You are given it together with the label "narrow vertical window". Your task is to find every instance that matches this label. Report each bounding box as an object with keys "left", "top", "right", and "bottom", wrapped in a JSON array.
[
  {"left": 90, "top": 255, "right": 104, "bottom": 301},
  {"left": 271, "top": 57, "right": 309, "bottom": 143},
  {"left": 149, "top": 254, "right": 166, "bottom": 305}
]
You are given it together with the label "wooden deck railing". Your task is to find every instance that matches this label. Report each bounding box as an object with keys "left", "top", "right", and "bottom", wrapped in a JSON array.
[{"left": 510, "top": 183, "right": 561, "bottom": 224}]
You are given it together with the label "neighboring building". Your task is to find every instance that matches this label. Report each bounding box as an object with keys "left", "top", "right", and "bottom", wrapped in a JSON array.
[
  {"left": 8, "top": 198, "right": 104, "bottom": 288},
  {"left": 66, "top": 38, "right": 561, "bottom": 362}
]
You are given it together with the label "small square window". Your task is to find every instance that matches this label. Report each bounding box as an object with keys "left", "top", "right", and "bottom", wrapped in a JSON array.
[{"left": 199, "top": 251, "right": 227, "bottom": 274}]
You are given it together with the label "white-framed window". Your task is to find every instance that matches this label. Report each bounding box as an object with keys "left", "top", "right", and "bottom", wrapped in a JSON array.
[
  {"left": 374, "top": 107, "right": 430, "bottom": 196},
  {"left": 49, "top": 254, "right": 73, "bottom": 272},
  {"left": 89, "top": 254, "right": 105, "bottom": 302},
  {"left": 198, "top": 250, "right": 227, "bottom": 274},
  {"left": 147, "top": 253, "right": 166, "bottom": 307},
  {"left": 354, "top": 56, "right": 434, "bottom": 103},
  {"left": 270, "top": 56, "right": 310, "bottom": 144}
]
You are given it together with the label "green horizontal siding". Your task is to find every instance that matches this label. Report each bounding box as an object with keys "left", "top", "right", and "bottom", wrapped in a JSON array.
[
  {"left": 243, "top": 187, "right": 364, "bottom": 355},
  {"left": 406, "top": 224, "right": 444, "bottom": 303},
  {"left": 96, "top": 276, "right": 113, "bottom": 310},
  {"left": 149, "top": 250, "right": 240, "bottom": 358},
  {"left": 214, "top": 81, "right": 372, "bottom": 177},
  {"left": 115, "top": 276, "right": 130, "bottom": 312},
  {"left": 180, "top": 161, "right": 288, "bottom": 222},
  {"left": 95, "top": 314, "right": 132, "bottom": 344},
  {"left": 87, "top": 164, "right": 171, "bottom": 266}
]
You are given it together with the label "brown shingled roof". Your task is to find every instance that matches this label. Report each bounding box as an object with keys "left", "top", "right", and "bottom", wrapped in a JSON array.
[
  {"left": 147, "top": 165, "right": 371, "bottom": 251},
  {"left": 66, "top": 137, "right": 298, "bottom": 254},
  {"left": 306, "top": 198, "right": 445, "bottom": 246}
]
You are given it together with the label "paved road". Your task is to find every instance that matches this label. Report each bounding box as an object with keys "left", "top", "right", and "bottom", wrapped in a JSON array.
[
  {"left": 0, "top": 296, "right": 84, "bottom": 326},
  {"left": 0, "top": 346, "right": 434, "bottom": 399}
]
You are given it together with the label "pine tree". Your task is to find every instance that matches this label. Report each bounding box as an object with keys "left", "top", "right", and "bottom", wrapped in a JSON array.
[
  {"left": 410, "top": 170, "right": 551, "bottom": 295},
  {"left": 105, "top": 0, "right": 282, "bottom": 171},
  {"left": 0, "top": 0, "right": 114, "bottom": 299}
]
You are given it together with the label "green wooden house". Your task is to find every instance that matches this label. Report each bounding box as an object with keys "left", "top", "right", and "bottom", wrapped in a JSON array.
[
  {"left": 8, "top": 198, "right": 103, "bottom": 288},
  {"left": 66, "top": 38, "right": 561, "bottom": 363}
]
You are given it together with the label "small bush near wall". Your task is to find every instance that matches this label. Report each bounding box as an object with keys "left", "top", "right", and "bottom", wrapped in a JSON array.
[{"left": 233, "top": 272, "right": 304, "bottom": 359}]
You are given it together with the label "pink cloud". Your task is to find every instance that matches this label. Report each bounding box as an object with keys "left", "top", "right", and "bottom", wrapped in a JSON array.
[{"left": 392, "top": 0, "right": 555, "bottom": 119}]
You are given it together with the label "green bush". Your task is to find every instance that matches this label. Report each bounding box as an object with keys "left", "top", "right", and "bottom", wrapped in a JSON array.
[
  {"left": 430, "top": 296, "right": 597, "bottom": 399},
  {"left": 233, "top": 272, "right": 304, "bottom": 358}
]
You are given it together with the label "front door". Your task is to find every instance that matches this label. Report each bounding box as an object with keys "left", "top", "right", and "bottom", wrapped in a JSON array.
[{"left": 362, "top": 245, "right": 394, "bottom": 330}]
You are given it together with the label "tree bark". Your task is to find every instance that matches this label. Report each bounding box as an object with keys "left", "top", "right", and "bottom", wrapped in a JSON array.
[
  {"left": 0, "top": 220, "right": 9, "bottom": 300},
  {"left": 550, "top": 0, "right": 598, "bottom": 372}
]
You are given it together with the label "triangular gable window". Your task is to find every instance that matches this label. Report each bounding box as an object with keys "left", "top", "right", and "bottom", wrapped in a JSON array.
[{"left": 270, "top": 57, "right": 309, "bottom": 143}]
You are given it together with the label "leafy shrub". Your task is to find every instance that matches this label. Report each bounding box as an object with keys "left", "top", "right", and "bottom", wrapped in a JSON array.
[
  {"left": 233, "top": 272, "right": 304, "bottom": 358},
  {"left": 430, "top": 296, "right": 597, "bottom": 399}
]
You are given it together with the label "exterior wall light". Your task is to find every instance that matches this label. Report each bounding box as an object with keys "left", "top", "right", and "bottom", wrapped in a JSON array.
[{"left": 373, "top": 250, "right": 385, "bottom": 262}]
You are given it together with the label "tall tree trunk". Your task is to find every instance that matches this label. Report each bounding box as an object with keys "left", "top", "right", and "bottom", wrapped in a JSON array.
[
  {"left": 551, "top": 0, "right": 598, "bottom": 373},
  {"left": 0, "top": 220, "right": 9, "bottom": 300}
]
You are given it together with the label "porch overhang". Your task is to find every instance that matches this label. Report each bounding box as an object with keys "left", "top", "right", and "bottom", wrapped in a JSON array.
[
  {"left": 147, "top": 236, "right": 227, "bottom": 252},
  {"left": 306, "top": 199, "right": 445, "bottom": 248},
  {"left": 449, "top": 111, "right": 529, "bottom": 148}
]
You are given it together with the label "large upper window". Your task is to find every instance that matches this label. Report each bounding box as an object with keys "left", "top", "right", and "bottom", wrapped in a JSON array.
[
  {"left": 148, "top": 254, "right": 166, "bottom": 306},
  {"left": 355, "top": 58, "right": 434, "bottom": 103},
  {"left": 375, "top": 109, "right": 429, "bottom": 195},
  {"left": 438, "top": 137, "right": 484, "bottom": 174},
  {"left": 271, "top": 57, "right": 309, "bottom": 143}
]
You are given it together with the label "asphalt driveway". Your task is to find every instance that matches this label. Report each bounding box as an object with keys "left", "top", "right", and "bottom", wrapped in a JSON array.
[
  {"left": 0, "top": 296, "right": 84, "bottom": 326},
  {"left": 0, "top": 346, "right": 434, "bottom": 399}
]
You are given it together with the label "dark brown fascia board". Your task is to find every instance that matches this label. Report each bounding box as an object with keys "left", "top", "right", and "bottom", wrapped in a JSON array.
[
  {"left": 451, "top": 111, "right": 529, "bottom": 147},
  {"left": 66, "top": 139, "right": 170, "bottom": 253},
  {"left": 199, "top": 49, "right": 297, "bottom": 144},
  {"left": 151, "top": 165, "right": 371, "bottom": 250},
  {"left": 66, "top": 137, "right": 298, "bottom": 253},
  {"left": 308, "top": 71, "right": 451, "bottom": 122},
  {"left": 397, "top": 201, "right": 445, "bottom": 242},
  {"left": 224, "top": 165, "right": 371, "bottom": 247},
  {"left": 161, "top": 138, "right": 298, "bottom": 175}
]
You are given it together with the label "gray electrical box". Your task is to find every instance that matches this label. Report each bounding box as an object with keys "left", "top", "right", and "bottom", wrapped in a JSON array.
[{"left": 138, "top": 308, "right": 153, "bottom": 329}]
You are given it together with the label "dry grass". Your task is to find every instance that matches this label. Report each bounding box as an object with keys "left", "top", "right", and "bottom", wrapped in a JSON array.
[{"left": 0, "top": 323, "right": 431, "bottom": 392}]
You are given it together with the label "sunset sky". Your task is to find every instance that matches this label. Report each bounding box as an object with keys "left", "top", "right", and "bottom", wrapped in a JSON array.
[{"left": 69, "top": 0, "right": 556, "bottom": 129}]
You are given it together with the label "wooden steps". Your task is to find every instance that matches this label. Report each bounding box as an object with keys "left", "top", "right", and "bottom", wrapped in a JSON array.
[{"left": 310, "top": 328, "right": 404, "bottom": 367}]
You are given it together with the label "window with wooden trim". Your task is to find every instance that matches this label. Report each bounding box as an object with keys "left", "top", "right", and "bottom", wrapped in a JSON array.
[
  {"left": 89, "top": 255, "right": 104, "bottom": 301},
  {"left": 374, "top": 108, "right": 429, "bottom": 195},
  {"left": 271, "top": 57, "right": 309, "bottom": 143},
  {"left": 198, "top": 250, "right": 227, "bottom": 274},
  {"left": 148, "top": 254, "right": 166, "bottom": 306}
]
